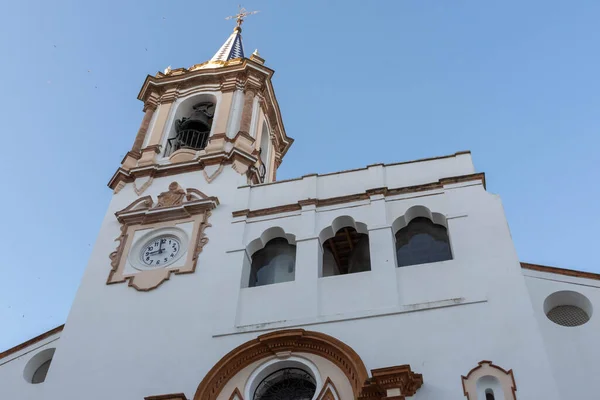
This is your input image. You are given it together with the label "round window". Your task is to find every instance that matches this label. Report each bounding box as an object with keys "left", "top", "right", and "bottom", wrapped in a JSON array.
[
  {"left": 254, "top": 368, "right": 316, "bottom": 400},
  {"left": 547, "top": 305, "right": 589, "bottom": 327},
  {"left": 543, "top": 291, "right": 593, "bottom": 327}
]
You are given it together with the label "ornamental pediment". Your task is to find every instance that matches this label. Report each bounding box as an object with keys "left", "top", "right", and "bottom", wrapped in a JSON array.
[
  {"left": 115, "top": 182, "right": 219, "bottom": 225},
  {"left": 107, "top": 182, "right": 218, "bottom": 291}
]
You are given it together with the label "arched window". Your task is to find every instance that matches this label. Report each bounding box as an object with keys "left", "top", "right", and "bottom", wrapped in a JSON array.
[
  {"left": 253, "top": 368, "right": 316, "bottom": 400},
  {"left": 395, "top": 217, "right": 452, "bottom": 267},
  {"left": 485, "top": 389, "right": 496, "bottom": 400},
  {"left": 165, "top": 101, "right": 216, "bottom": 156},
  {"left": 249, "top": 238, "right": 296, "bottom": 287},
  {"left": 322, "top": 226, "right": 371, "bottom": 277}
]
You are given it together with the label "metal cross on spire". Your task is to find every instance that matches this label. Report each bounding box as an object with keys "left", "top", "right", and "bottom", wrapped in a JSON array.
[{"left": 225, "top": 5, "right": 259, "bottom": 30}]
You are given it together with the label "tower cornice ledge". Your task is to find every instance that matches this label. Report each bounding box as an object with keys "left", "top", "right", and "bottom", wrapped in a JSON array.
[{"left": 107, "top": 145, "right": 262, "bottom": 190}]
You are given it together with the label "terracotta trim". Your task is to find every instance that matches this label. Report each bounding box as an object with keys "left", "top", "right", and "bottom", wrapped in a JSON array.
[
  {"left": 144, "top": 394, "right": 188, "bottom": 400},
  {"left": 107, "top": 146, "right": 261, "bottom": 190},
  {"left": 370, "top": 365, "right": 423, "bottom": 396},
  {"left": 0, "top": 325, "right": 64, "bottom": 359},
  {"left": 193, "top": 329, "right": 369, "bottom": 400},
  {"left": 316, "top": 377, "right": 340, "bottom": 400},
  {"left": 228, "top": 388, "right": 244, "bottom": 400},
  {"left": 232, "top": 173, "right": 485, "bottom": 219},
  {"left": 142, "top": 144, "right": 162, "bottom": 154},
  {"left": 521, "top": 262, "right": 600, "bottom": 281},
  {"left": 121, "top": 151, "right": 141, "bottom": 164},
  {"left": 298, "top": 198, "right": 318, "bottom": 207},
  {"left": 132, "top": 107, "right": 156, "bottom": 153}
]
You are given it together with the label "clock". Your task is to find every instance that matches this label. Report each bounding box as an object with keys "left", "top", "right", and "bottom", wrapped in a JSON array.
[
  {"left": 128, "top": 227, "right": 189, "bottom": 271},
  {"left": 108, "top": 181, "right": 217, "bottom": 291},
  {"left": 140, "top": 235, "right": 181, "bottom": 268}
]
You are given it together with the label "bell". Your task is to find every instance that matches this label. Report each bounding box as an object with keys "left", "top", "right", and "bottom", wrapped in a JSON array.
[{"left": 176, "top": 102, "right": 215, "bottom": 133}]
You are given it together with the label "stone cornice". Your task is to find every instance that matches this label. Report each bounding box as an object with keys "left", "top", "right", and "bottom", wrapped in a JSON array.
[
  {"left": 232, "top": 173, "right": 486, "bottom": 219},
  {"left": 137, "top": 59, "right": 273, "bottom": 102},
  {"left": 107, "top": 146, "right": 259, "bottom": 190}
]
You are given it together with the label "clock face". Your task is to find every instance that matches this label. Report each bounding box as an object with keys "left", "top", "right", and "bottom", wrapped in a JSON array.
[{"left": 139, "top": 235, "right": 181, "bottom": 267}]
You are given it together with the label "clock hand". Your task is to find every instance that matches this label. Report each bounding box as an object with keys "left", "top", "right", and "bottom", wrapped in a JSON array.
[{"left": 159, "top": 239, "right": 164, "bottom": 254}]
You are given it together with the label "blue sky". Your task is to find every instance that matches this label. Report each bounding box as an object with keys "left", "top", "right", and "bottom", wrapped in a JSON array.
[{"left": 1, "top": 0, "right": 599, "bottom": 351}]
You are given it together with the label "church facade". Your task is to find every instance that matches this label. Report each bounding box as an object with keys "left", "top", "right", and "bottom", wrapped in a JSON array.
[{"left": 2, "top": 17, "right": 599, "bottom": 400}]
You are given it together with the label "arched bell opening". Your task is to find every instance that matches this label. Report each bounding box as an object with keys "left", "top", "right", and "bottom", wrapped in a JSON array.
[
  {"left": 321, "top": 217, "right": 371, "bottom": 277},
  {"left": 249, "top": 237, "right": 297, "bottom": 288},
  {"left": 165, "top": 101, "right": 216, "bottom": 156}
]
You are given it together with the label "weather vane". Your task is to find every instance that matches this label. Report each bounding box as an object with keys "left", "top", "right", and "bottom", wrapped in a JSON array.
[{"left": 225, "top": 5, "right": 259, "bottom": 29}]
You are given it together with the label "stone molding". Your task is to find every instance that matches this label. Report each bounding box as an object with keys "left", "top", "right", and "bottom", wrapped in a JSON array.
[
  {"left": 107, "top": 134, "right": 261, "bottom": 190},
  {"left": 227, "top": 388, "right": 244, "bottom": 400},
  {"left": 359, "top": 365, "right": 423, "bottom": 400},
  {"left": 107, "top": 182, "right": 218, "bottom": 291}
]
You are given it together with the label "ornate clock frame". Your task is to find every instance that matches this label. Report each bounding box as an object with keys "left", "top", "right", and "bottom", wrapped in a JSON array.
[{"left": 107, "top": 181, "right": 219, "bottom": 291}]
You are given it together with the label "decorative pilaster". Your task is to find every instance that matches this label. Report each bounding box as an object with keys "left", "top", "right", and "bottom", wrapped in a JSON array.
[
  {"left": 138, "top": 91, "right": 177, "bottom": 167},
  {"left": 122, "top": 94, "right": 159, "bottom": 170},
  {"left": 238, "top": 87, "right": 256, "bottom": 136}
]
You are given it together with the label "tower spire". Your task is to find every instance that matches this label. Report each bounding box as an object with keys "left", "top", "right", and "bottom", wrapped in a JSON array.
[{"left": 210, "top": 6, "right": 259, "bottom": 63}]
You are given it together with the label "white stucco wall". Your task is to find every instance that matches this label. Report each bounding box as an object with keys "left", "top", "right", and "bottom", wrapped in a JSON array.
[
  {"left": 1, "top": 150, "right": 595, "bottom": 400},
  {"left": 0, "top": 330, "right": 61, "bottom": 400},
  {"left": 524, "top": 270, "right": 600, "bottom": 400}
]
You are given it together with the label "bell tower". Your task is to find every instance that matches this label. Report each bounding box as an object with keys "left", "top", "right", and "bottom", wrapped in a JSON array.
[
  {"left": 110, "top": 10, "right": 293, "bottom": 191},
  {"left": 95, "top": 11, "right": 294, "bottom": 292}
]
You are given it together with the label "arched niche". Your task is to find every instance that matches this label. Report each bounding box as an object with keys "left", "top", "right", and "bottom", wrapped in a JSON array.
[
  {"left": 462, "top": 361, "right": 517, "bottom": 400},
  {"left": 193, "top": 329, "right": 369, "bottom": 400}
]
